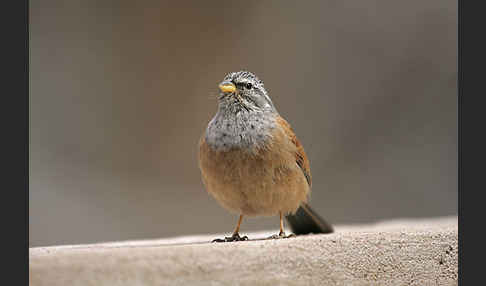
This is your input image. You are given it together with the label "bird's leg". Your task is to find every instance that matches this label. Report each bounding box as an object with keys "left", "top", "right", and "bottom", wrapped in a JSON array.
[
  {"left": 279, "top": 211, "right": 285, "bottom": 237},
  {"left": 232, "top": 214, "right": 244, "bottom": 237},
  {"left": 267, "top": 212, "right": 296, "bottom": 239},
  {"left": 212, "top": 214, "right": 249, "bottom": 242}
]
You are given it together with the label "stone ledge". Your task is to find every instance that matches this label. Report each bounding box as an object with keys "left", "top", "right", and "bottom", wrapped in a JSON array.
[{"left": 29, "top": 216, "right": 457, "bottom": 286}]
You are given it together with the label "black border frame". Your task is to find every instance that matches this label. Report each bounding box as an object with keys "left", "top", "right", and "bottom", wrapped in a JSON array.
[
  {"left": 8, "top": 0, "right": 480, "bottom": 284},
  {"left": 458, "top": 0, "right": 485, "bottom": 284},
  {"left": 2, "top": 0, "right": 29, "bottom": 284}
]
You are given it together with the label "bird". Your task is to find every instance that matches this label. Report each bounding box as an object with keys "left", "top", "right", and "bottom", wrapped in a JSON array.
[{"left": 198, "top": 70, "right": 333, "bottom": 242}]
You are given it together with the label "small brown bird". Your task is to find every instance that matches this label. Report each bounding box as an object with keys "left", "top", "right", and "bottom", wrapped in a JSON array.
[{"left": 198, "top": 71, "right": 333, "bottom": 242}]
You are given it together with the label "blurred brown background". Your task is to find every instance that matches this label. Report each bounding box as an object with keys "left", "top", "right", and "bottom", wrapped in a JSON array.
[{"left": 30, "top": 1, "right": 457, "bottom": 247}]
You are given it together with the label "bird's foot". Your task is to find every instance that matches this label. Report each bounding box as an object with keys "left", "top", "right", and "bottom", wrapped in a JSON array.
[
  {"left": 266, "top": 231, "right": 297, "bottom": 240},
  {"left": 212, "top": 232, "right": 249, "bottom": 243}
]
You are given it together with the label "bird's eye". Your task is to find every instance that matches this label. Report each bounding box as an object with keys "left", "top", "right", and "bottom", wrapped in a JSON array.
[{"left": 245, "top": 82, "right": 253, "bottom": 89}]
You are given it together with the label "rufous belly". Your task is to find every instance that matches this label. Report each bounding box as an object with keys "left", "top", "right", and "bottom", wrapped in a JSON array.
[{"left": 198, "top": 126, "right": 309, "bottom": 216}]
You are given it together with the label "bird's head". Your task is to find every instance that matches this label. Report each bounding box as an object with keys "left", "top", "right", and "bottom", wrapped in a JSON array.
[{"left": 217, "top": 71, "right": 276, "bottom": 112}]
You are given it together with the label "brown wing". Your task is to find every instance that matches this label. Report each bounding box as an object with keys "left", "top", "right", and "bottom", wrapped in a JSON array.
[{"left": 276, "top": 116, "right": 312, "bottom": 187}]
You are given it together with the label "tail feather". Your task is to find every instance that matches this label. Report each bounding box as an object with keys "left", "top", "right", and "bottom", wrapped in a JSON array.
[{"left": 285, "top": 203, "right": 334, "bottom": 235}]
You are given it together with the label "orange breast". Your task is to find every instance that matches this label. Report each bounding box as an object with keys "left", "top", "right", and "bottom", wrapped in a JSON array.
[{"left": 198, "top": 115, "right": 310, "bottom": 216}]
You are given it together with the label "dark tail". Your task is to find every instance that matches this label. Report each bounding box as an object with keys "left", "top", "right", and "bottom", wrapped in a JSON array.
[{"left": 285, "top": 203, "right": 334, "bottom": 235}]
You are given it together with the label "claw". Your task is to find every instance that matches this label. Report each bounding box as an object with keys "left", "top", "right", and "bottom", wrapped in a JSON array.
[
  {"left": 212, "top": 232, "right": 249, "bottom": 243},
  {"left": 266, "top": 232, "right": 296, "bottom": 240}
]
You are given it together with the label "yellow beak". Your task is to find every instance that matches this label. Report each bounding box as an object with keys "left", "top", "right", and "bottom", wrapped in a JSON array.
[{"left": 219, "top": 81, "right": 236, "bottom": 93}]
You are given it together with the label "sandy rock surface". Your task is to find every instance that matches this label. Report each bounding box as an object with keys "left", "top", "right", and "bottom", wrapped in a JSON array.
[{"left": 30, "top": 216, "right": 458, "bottom": 286}]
